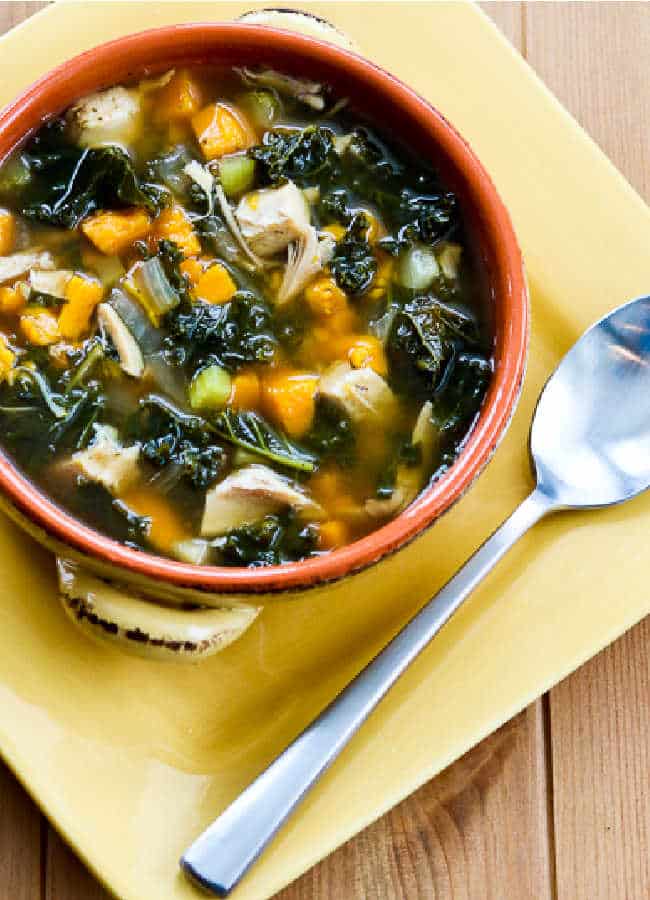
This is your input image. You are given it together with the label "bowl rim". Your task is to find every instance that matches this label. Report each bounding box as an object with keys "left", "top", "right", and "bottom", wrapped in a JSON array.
[{"left": 0, "top": 22, "right": 528, "bottom": 594}]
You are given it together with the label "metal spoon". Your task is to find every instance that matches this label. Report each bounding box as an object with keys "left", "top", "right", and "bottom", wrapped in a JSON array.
[{"left": 182, "top": 294, "right": 650, "bottom": 896}]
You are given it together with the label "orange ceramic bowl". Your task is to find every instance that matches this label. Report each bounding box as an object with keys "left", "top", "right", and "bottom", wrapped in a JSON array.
[{"left": 0, "top": 24, "right": 528, "bottom": 598}]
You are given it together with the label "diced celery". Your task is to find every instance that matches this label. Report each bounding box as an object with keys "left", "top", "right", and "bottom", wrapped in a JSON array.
[
  {"left": 189, "top": 365, "right": 232, "bottom": 412},
  {"left": 218, "top": 154, "right": 256, "bottom": 199},
  {"left": 0, "top": 153, "right": 31, "bottom": 196},
  {"left": 240, "top": 90, "right": 280, "bottom": 128}
]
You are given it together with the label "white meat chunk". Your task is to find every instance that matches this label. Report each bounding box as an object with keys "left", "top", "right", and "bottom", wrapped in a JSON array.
[
  {"left": 67, "top": 86, "right": 141, "bottom": 149},
  {"left": 201, "top": 464, "right": 323, "bottom": 537},
  {"left": 318, "top": 362, "right": 398, "bottom": 426},
  {"left": 278, "top": 226, "right": 335, "bottom": 304},
  {"left": 235, "top": 182, "right": 310, "bottom": 257},
  {"left": 0, "top": 251, "right": 53, "bottom": 284},
  {"left": 73, "top": 424, "right": 140, "bottom": 495},
  {"left": 97, "top": 304, "right": 144, "bottom": 378}
]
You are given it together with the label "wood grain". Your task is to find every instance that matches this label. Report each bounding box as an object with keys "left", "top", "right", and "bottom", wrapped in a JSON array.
[
  {"left": 525, "top": 6, "right": 650, "bottom": 899},
  {"left": 0, "top": 4, "right": 648, "bottom": 900},
  {"left": 277, "top": 706, "right": 553, "bottom": 900},
  {"left": 0, "top": 763, "right": 42, "bottom": 900}
]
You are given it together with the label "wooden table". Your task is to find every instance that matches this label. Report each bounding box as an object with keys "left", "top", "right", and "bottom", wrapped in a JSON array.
[{"left": 0, "top": 3, "right": 648, "bottom": 898}]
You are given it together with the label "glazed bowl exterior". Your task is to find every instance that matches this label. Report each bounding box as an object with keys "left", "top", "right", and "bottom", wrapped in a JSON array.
[{"left": 0, "top": 23, "right": 528, "bottom": 605}]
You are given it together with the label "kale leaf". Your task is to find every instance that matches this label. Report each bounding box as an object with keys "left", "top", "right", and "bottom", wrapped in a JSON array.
[
  {"left": 133, "top": 396, "right": 225, "bottom": 490},
  {"left": 156, "top": 239, "right": 193, "bottom": 307},
  {"left": 387, "top": 295, "right": 481, "bottom": 396},
  {"left": 167, "top": 291, "right": 276, "bottom": 371},
  {"left": 305, "top": 396, "right": 355, "bottom": 462},
  {"left": 212, "top": 409, "right": 318, "bottom": 473},
  {"left": 17, "top": 119, "right": 168, "bottom": 228},
  {"left": 250, "top": 125, "right": 337, "bottom": 186},
  {"left": 0, "top": 363, "right": 103, "bottom": 468},
  {"left": 321, "top": 129, "right": 459, "bottom": 252},
  {"left": 433, "top": 352, "right": 491, "bottom": 440},
  {"left": 216, "top": 512, "right": 318, "bottom": 567},
  {"left": 329, "top": 211, "right": 377, "bottom": 296},
  {"left": 143, "top": 145, "right": 195, "bottom": 201}
]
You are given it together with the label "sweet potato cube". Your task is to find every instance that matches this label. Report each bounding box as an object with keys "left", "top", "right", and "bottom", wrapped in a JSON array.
[
  {"left": 81, "top": 208, "right": 151, "bottom": 256},
  {"left": 0, "top": 334, "right": 15, "bottom": 381},
  {"left": 229, "top": 370, "right": 261, "bottom": 412},
  {"left": 192, "top": 103, "right": 254, "bottom": 160},
  {"left": 153, "top": 69, "right": 203, "bottom": 122},
  {"left": 262, "top": 370, "right": 318, "bottom": 439},
  {"left": 0, "top": 285, "right": 25, "bottom": 315},
  {"left": 58, "top": 274, "right": 104, "bottom": 340},
  {"left": 317, "top": 519, "right": 350, "bottom": 550},
  {"left": 152, "top": 205, "right": 201, "bottom": 258},
  {"left": 119, "top": 486, "right": 189, "bottom": 553},
  {"left": 20, "top": 308, "right": 59, "bottom": 346},
  {"left": 179, "top": 257, "right": 204, "bottom": 287},
  {"left": 195, "top": 263, "right": 236, "bottom": 305},
  {"left": 0, "top": 210, "right": 16, "bottom": 256}
]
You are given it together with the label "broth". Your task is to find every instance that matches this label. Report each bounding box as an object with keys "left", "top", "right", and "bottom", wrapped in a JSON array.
[{"left": 0, "top": 65, "right": 491, "bottom": 566}]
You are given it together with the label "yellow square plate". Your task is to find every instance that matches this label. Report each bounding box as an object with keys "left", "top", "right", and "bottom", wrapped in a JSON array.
[{"left": 1, "top": 3, "right": 649, "bottom": 899}]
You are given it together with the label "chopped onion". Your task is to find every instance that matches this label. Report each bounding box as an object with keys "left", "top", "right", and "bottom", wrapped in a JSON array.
[
  {"left": 124, "top": 257, "right": 179, "bottom": 325},
  {"left": 172, "top": 539, "right": 211, "bottom": 566},
  {"left": 108, "top": 288, "right": 163, "bottom": 354},
  {"left": 145, "top": 351, "right": 188, "bottom": 406}
]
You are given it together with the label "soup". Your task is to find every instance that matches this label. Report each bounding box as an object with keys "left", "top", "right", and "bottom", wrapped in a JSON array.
[{"left": 0, "top": 66, "right": 491, "bottom": 567}]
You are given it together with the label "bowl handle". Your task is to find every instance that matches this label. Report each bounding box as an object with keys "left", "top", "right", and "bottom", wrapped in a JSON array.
[
  {"left": 55, "top": 557, "right": 260, "bottom": 662},
  {"left": 237, "top": 8, "right": 358, "bottom": 51}
]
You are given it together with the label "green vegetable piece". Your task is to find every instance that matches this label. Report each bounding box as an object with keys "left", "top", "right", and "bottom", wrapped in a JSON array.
[
  {"left": 398, "top": 244, "right": 440, "bottom": 291},
  {"left": 218, "top": 154, "right": 256, "bottom": 199},
  {"left": 240, "top": 91, "right": 280, "bottom": 129},
  {"left": 217, "top": 512, "right": 318, "bottom": 567},
  {"left": 64, "top": 341, "right": 105, "bottom": 394},
  {"left": 212, "top": 409, "right": 318, "bottom": 473},
  {"left": 330, "top": 212, "right": 377, "bottom": 296},
  {"left": 0, "top": 152, "right": 31, "bottom": 197},
  {"left": 250, "top": 125, "right": 337, "bottom": 186},
  {"left": 189, "top": 365, "right": 232, "bottom": 413}
]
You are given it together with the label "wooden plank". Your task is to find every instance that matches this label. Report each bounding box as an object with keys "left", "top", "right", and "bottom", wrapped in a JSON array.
[
  {"left": 276, "top": 706, "right": 553, "bottom": 900},
  {"left": 526, "top": 4, "right": 650, "bottom": 899},
  {"left": 0, "top": 1, "right": 49, "bottom": 33},
  {"left": 45, "top": 831, "right": 110, "bottom": 900},
  {"left": 549, "top": 625, "right": 650, "bottom": 900},
  {"left": 526, "top": 1, "right": 650, "bottom": 200},
  {"left": 0, "top": 762, "right": 43, "bottom": 900}
]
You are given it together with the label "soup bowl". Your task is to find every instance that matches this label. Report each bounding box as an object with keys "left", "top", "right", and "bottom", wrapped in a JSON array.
[{"left": 0, "top": 21, "right": 528, "bottom": 657}]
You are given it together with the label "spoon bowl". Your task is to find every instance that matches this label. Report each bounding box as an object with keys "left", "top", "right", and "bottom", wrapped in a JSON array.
[{"left": 532, "top": 295, "right": 650, "bottom": 508}]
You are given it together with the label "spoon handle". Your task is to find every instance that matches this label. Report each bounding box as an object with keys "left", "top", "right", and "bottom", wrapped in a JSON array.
[{"left": 182, "top": 486, "right": 556, "bottom": 896}]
